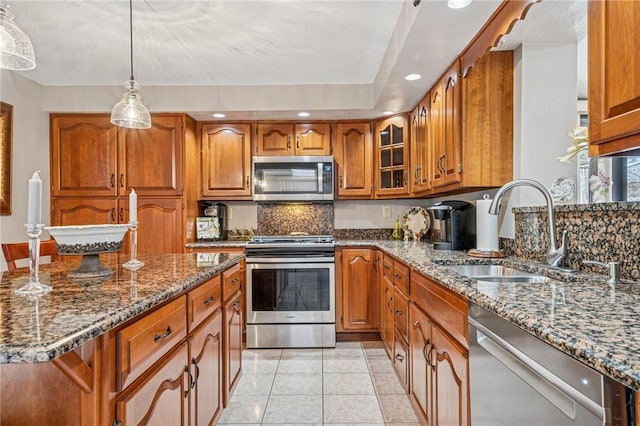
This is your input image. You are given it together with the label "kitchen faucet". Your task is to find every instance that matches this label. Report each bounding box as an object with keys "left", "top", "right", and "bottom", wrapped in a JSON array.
[{"left": 488, "top": 179, "right": 568, "bottom": 268}]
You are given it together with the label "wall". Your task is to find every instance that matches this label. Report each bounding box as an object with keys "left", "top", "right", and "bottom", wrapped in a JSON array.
[
  {"left": 0, "top": 71, "right": 49, "bottom": 271},
  {"left": 500, "top": 43, "right": 578, "bottom": 238}
]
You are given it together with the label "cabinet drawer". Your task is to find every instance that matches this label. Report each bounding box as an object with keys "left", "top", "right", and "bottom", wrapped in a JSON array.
[
  {"left": 410, "top": 270, "right": 467, "bottom": 349},
  {"left": 223, "top": 263, "right": 243, "bottom": 302},
  {"left": 394, "top": 287, "right": 409, "bottom": 342},
  {"left": 383, "top": 255, "right": 394, "bottom": 281},
  {"left": 393, "top": 329, "right": 409, "bottom": 392},
  {"left": 393, "top": 262, "right": 409, "bottom": 295},
  {"left": 117, "top": 296, "right": 187, "bottom": 390},
  {"left": 188, "top": 275, "right": 222, "bottom": 331}
]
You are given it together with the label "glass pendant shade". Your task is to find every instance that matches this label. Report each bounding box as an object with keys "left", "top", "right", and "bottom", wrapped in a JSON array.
[
  {"left": 111, "top": 79, "right": 152, "bottom": 129},
  {"left": 0, "top": 4, "right": 36, "bottom": 70},
  {"left": 447, "top": 0, "right": 472, "bottom": 9}
]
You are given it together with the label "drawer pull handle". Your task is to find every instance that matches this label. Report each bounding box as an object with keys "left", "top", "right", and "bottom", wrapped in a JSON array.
[
  {"left": 396, "top": 353, "right": 405, "bottom": 362},
  {"left": 203, "top": 295, "right": 215, "bottom": 306},
  {"left": 232, "top": 300, "right": 241, "bottom": 312},
  {"left": 119, "top": 173, "right": 124, "bottom": 188},
  {"left": 191, "top": 357, "right": 200, "bottom": 389},
  {"left": 429, "top": 344, "right": 437, "bottom": 370},
  {"left": 154, "top": 326, "right": 172, "bottom": 343},
  {"left": 231, "top": 277, "right": 239, "bottom": 284},
  {"left": 110, "top": 174, "right": 115, "bottom": 188},
  {"left": 395, "top": 310, "right": 402, "bottom": 316}
]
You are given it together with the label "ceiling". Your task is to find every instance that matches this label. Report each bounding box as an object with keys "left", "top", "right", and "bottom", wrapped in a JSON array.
[{"left": 3, "top": 0, "right": 585, "bottom": 120}]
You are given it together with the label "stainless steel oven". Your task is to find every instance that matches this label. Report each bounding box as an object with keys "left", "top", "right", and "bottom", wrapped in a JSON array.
[{"left": 245, "top": 235, "right": 336, "bottom": 348}]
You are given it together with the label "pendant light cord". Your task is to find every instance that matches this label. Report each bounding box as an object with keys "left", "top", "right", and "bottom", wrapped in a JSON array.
[{"left": 129, "top": 0, "right": 134, "bottom": 81}]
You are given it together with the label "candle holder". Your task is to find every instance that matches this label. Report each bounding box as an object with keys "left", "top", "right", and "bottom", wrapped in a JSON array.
[
  {"left": 123, "top": 221, "right": 144, "bottom": 270},
  {"left": 14, "top": 224, "right": 52, "bottom": 296}
]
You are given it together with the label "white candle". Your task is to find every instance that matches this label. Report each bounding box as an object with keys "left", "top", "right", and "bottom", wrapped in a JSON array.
[
  {"left": 27, "top": 171, "right": 42, "bottom": 226},
  {"left": 129, "top": 188, "right": 137, "bottom": 223}
]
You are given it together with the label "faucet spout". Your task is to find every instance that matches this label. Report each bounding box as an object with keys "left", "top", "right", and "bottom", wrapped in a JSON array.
[{"left": 488, "top": 179, "right": 567, "bottom": 267}]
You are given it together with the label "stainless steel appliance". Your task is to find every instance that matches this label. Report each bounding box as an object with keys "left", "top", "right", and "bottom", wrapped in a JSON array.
[
  {"left": 427, "top": 200, "right": 475, "bottom": 250},
  {"left": 252, "top": 156, "right": 334, "bottom": 202},
  {"left": 245, "top": 234, "right": 336, "bottom": 348},
  {"left": 469, "top": 302, "right": 632, "bottom": 425}
]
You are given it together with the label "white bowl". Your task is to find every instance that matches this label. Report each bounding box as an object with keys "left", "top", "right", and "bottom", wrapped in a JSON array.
[{"left": 45, "top": 224, "right": 130, "bottom": 254}]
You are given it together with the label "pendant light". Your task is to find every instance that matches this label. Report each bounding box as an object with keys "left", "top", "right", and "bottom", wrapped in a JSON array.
[
  {"left": 110, "top": 0, "right": 151, "bottom": 129},
  {"left": 0, "top": 2, "right": 36, "bottom": 70}
]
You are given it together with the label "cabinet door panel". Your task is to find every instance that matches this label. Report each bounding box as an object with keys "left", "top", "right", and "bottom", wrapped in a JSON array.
[
  {"left": 119, "top": 114, "right": 184, "bottom": 197},
  {"left": 381, "top": 276, "right": 394, "bottom": 357},
  {"left": 341, "top": 249, "right": 376, "bottom": 330},
  {"left": 588, "top": 1, "right": 640, "bottom": 155},
  {"left": 51, "top": 198, "right": 117, "bottom": 226},
  {"left": 442, "top": 63, "right": 462, "bottom": 186},
  {"left": 430, "top": 85, "right": 444, "bottom": 187},
  {"left": 119, "top": 198, "right": 183, "bottom": 254},
  {"left": 432, "top": 326, "right": 468, "bottom": 426},
  {"left": 116, "top": 343, "right": 189, "bottom": 426},
  {"left": 295, "top": 123, "right": 331, "bottom": 155},
  {"left": 410, "top": 303, "right": 431, "bottom": 422},
  {"left": 256, "top": 124, "right": 293, "bottom": 155},
  {"left": 190, "top": 309, "right": 223, "bottom": 426},
  {"left": 51, "top": 115, "right": 118, "bottom": 197},
  {"left": 335, "top": 123, "right": 372, "bottom": 198},
  {"left": 223, "top": 292, "right": 243, "bottom": 406},
  {"left": 201, "top": 123, "right": 252, "bottom": 197},
  {"left": 374, "top": 116, "right": 409, "bottom": 197}
]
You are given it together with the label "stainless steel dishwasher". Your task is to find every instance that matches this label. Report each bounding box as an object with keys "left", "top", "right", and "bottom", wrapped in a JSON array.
[{"left": 469, "top": 302, "right": 633, "bottom": 425}]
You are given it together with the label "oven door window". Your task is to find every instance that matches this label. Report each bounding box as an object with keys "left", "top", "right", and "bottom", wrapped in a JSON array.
[{"left": 252, "top": 268, "right": 330, "bottom": 311}]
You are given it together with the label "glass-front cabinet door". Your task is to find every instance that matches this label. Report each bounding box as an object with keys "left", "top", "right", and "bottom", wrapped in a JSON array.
[{"left": 374, "top": 115, "right": 409, "bottom": 197}]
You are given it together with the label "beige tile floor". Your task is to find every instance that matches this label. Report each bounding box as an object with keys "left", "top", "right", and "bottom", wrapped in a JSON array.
[{"left": 218, "top": 341, "right": 427, "bottom": 425}]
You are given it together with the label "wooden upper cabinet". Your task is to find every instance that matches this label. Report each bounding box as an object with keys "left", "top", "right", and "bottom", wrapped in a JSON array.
[
  {"left": 119, "top": 114, "right": 184, "bottom": 197},
  {"left": 51, "top": 114, "right": 118, "bottom": 197},
  {"left": 411, "top": 96, "right": 431, "bottom": 196},
  {"left": 294, "top": 123, "right": 331, "bottom": 155},
  {"left": 588, "top": 0, "right": 640, "bottom": 156},
  {"left": 200, "top": 123, "right": 252, "bottom": 198},
  {"left": 119, "top": 197, "right": 184, "bottom": 254},
  {"left": 256, "top": 123, "right": 331, "bottom": 156},
  {"left": 51, "top": 197, "right": 117, "bottom": 226},
  {"left": 374, "top": 115, "right": 410, "bottom": 198},
  {"left": 256, "top": 123, "right": 293, "bottom": 155},
  {"left": 51, "top": 113, "right": 186, "bottom": 197},
  {"left": 431, "top": 62, "right": 462, "bottom": 188},
  {"left": 334, "top": 122, "right": 372, "bottom": 198}
]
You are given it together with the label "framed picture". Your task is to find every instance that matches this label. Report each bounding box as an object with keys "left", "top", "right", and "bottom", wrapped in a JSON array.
[{"left": 0, "top": 102, "right": 12, "bottom": 215}]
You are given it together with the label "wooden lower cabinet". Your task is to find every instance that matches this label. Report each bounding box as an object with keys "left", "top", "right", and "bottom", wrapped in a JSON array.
[
  {"left": 223, "top": 291, "right": 243, "bottom": 407},
  {"left": 115, "top": 342, "right": 190, "bottom": 425},
  {"left": 381, "top": 274, "right": 394, "bottom": 357},
  {"left": 190, "top": 309, "right": 224, "bottom": 426},
  {"left": 340, "top": 248, "right": 377, "bottom": 331},
  {"left": 393, "top": 328, "right": 409, "bottom": 391},
  {"left": 409, "top": 271, "right": 469, "bottom": 426}
]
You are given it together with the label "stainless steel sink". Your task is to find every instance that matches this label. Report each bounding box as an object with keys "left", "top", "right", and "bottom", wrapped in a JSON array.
[{"left": 442, "top": 264, "right": 550, "bottom": 283}]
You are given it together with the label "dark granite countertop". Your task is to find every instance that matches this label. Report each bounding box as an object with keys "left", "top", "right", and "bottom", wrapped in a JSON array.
[
  {"left": 188, "top": 239, "right": 640, "bottom": 390},
  {"left": 0, "top": 252, "right": 243, "bottom": 364}
]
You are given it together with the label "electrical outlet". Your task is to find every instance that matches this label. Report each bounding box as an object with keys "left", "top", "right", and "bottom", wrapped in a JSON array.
[
  {"left": 228, "top": 207, "right": 233, "bottom": 219},
  {"left": 382, "top": 205, "right": 392, "bottom": 218}
]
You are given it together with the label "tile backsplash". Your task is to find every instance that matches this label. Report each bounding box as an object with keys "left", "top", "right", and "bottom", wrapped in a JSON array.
[{"left": 507, "top": 202, "right": 640, "bottom": 280}]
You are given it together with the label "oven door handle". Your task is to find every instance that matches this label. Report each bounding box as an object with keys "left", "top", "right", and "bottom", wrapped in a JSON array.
[
  {"left": 246, "top": 256, "right": 335, "bottom": 264},
  {"left": 470, "top": 318, "right": 603, "bottom": 421}
]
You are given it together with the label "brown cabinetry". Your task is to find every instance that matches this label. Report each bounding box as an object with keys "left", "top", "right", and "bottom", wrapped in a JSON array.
[
  {"left": 334, "top": 122, "right": 373, "bottom": 198},
  {"left": 256, "top": 123, "right": 331, "bottom": 156},
  {"left": 339, "top": 248, "right": 377, "bottom": 331},
  {"left": 380, "top": 255, "right": 395, "bottom": 356},
  {"left": 374, "top": 116, "right": 410, "bottom": 197},
  {"left": 410, "top": 98, "right": 431, "bottom": 195},
  {"left": 409, "top": 270, "right": 469, "bottom": 426},
  {"left": 222, "top": 264, "right": 243, "bottom": 406},
  {"left": 50, "top": 113, "right": 196, "bottom": 252},
  {"left": 199, "top": 122, "right": 252, "bottom": 199},
  {"left": 588, "top": 0, "right": 640, "bottom": 156}
]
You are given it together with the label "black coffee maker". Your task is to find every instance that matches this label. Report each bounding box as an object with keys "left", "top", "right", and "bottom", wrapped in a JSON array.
[
  {"left": 196, "top": 201, "right": 228, "bottom": 241},
  {"left": 427, "top": 200, "right": 475, "bottom": 250}
]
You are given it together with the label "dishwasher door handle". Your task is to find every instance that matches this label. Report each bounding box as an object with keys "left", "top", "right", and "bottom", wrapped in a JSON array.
[{"left": 470, "top": 318, "right": 604, "bottom": 421}]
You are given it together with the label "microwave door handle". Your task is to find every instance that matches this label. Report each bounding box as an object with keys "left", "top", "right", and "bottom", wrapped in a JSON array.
[{"left": 317, "top": 162, "right": 323, "bottom": 193}]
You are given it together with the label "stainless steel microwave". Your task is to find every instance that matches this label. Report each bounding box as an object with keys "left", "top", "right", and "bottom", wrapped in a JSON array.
[{"left": 252, "top": 156, "right": 334, "bottom": 202}]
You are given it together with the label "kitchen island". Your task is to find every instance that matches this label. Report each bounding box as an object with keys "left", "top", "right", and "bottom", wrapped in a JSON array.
[{"left": 1, "top": 251, "right": 244, "bottom": 425}]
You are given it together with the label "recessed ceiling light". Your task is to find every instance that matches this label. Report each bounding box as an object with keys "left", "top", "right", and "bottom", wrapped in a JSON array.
[
  {"left": 382, "top": 111, "right": 394, "bottom": 115},
  {"left": 298, "top": 112, "right": 310, "bottom": 117},
  {"left": 447, "top": 0, "right": 472, "bottom": 9},
  {"left": 404, "top": 73, "right": 421, "bottom": 81},
  {"left": 212, "top": 113, "right": 226, "bottom": 118}
]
